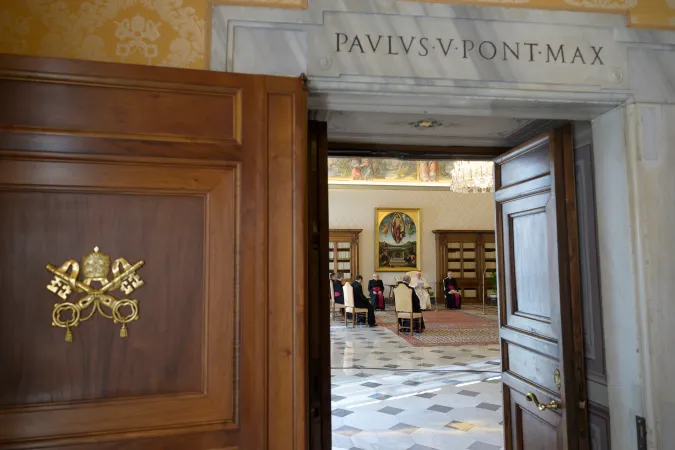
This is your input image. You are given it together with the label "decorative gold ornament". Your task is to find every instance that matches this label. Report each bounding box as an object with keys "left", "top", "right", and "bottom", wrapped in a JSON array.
[{"left": 45, "top": 247, "right": 146, "bottom": 343}]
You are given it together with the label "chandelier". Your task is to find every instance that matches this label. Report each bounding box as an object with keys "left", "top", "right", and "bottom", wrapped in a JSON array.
[{"left": 448, "top": 161, "right": 494, "bottom": 193}]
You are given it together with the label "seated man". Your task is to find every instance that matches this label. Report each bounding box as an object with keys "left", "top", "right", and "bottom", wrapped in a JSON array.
[
  {"left": 351, "top": 275, "right": 376, "bottom": 327},
  {"left": 410, "top": 271, "right": 431, "bottom": 310},
  {"left": 443, "top": 270, "right": 462, "bottom": 309},
  {"left": 399, "top": 275, "right": 425, "bottom": 332},
  {"left": 329, "top": 272, "right": 335, "bottom": 298},
  {"left": 333, "top": 273, "right": 345, "bottom": 305},
  {"left": 368, "top": 273, "right": 385, "bottom": 310}
]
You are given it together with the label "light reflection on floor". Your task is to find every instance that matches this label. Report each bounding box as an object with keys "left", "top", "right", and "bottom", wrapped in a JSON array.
[{"left": 330, "top": 324, "right": 505, "bottom": 450}]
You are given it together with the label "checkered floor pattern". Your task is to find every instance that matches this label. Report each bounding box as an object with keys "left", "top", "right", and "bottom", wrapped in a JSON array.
[{"left": 331, "top": 325, "right": 504, "bottom": 450}]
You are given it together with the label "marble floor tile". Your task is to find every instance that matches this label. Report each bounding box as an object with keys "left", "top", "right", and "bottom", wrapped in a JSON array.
[
  {"left": 390, "top": 423, "right": 420, "bottom": 434},
  {"left": 467, "top": 442, "right": 502, "bottom": 450},
  {"left": 410, "top": 427, "right": 476, "bottom": 449},
  {"left": 446, "top": 421, "right": 476, "bottom": 432},
  {"left": 331, "top": 432, "right": 354, "bottom": 449},
  {"left": 332, "top": 417, "right": 345, "bottom": 430},
  {"left": 379, "top": 406, "right": 405, "bottom": 415},
  {"left": 475, "top": 402, "right": 501, "bottom": 411},
  {"left": 345, "top": 411, "right": 400, "bottom": 430},
  {"left": 456, "top": 390, "right": 481, "bottom": 397},
  {"left": 335, "top": 425, "right": 363, "bottom": 437},
  {"left": 427, "top": 404, "right": 453, "bottom": 413},
  {"left": 330, "top": 324, "right": 504, "bottom": 450},
  {"left": 407, "top": 445, "right": 442, "bottom": 450}
]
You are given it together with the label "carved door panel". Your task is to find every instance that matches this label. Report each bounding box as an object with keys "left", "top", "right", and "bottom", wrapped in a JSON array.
[
  {"left": 494, "top": 125, "right": 589, "bottom": 450},
  {"left": 0, "top": 55, "right": 307, "bottom": 450}
]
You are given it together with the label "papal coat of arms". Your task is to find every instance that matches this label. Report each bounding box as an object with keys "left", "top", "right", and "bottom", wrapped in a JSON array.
[{"left": 45, "top": 247, "right": 146, "bottom": 342}]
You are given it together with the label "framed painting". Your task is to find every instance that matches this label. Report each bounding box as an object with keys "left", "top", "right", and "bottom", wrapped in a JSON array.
[{"left": 375, "top": 208, "right": 421, "bottom": 272}]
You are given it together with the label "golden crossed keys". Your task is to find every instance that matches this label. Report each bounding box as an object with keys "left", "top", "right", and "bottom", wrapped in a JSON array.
[{"left": 45, "top": 247, "right": 146, "bottom": 343}]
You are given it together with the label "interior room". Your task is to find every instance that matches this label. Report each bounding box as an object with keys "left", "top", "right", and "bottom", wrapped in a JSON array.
[
  {"left": 327, "top": 160, "right": 503, "bottom": 450},
  {"left": 4, "top": 1, "right": 673, "bottom": 448},
  {"left": 323, "top": 111, "right": 599, "bottom": 450}
]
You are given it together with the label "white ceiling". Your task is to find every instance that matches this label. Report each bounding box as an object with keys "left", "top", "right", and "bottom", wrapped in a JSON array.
[{"left": 311, "top": 111, "right": 558, "bottom": 147}]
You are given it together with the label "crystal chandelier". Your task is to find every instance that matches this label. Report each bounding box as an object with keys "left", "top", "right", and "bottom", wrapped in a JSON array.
[{"left": 448, "top": 161, "right": 494, "bottom": 193}]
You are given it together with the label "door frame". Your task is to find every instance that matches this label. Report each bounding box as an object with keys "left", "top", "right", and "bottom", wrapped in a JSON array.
[
  {"left": 314, "top": 130, "right": 589, "bottom": 447},
  {"left": 210, "top": 5, "right": 662, "bottom": 443}
]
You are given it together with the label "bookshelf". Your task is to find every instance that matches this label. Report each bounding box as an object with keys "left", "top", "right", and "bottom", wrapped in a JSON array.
[
  {"left": 433, "top": 230, "right": 496, "bottom": 305},
  {"left": 329, "top": 229, "right": 361, "bottom": 281}
]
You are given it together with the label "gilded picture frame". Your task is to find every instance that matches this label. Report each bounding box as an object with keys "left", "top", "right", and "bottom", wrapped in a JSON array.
[{"left": 375, "top": 208, "right": 421, "bottom": 272}]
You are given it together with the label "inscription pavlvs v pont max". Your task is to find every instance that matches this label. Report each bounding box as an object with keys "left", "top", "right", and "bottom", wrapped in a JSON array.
[{"left": 335, "top": 33, "right": 606, "bottom": 65}]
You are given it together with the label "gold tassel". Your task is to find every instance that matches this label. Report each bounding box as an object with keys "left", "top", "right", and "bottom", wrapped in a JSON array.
[
  {"left": 65, "top": 326, "right": 73, "bottom": 343},
  {"left": 120, "top": 324, "right": 128, "bottom": 338}
]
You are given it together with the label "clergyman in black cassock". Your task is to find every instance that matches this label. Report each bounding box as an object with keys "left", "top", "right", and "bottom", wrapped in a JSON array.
[
  {"left": 443, "top": 271, "right": 462, "bottom": 309},
  {"left": 333, "top": 273, "right": 345, "bottom": 305},
  {"left": 368, "top": 275, "right": 385, "bottom": 310},
  {"left": 352, "top": 276, "right": 376, "bottom": 326}
]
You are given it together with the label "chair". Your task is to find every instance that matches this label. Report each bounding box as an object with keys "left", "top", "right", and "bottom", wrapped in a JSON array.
[
  {"left": 343, "top": 282, "right": 368, "bottom": 328},
  {"left": 394, "top": 284, "right": 423, "bottom": 336},
  {"left": 330, "top": 282, "right": 345, "bottom": 320}
]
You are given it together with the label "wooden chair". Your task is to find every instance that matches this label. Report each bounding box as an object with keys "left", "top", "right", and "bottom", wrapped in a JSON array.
[
  {"left": 330, "top": 282, "right": 345, "bottom": 320},
  {"left": 394, "top": 284, "right": 423, "bottom": 336},
  {"left": 343, "top": 282, "right": 368, "bottom": 328}
]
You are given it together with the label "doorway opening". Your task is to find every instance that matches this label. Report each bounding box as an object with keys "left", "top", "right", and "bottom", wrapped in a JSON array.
[{"left": 309, "top": 114, "right": 609, "bottom": 450}]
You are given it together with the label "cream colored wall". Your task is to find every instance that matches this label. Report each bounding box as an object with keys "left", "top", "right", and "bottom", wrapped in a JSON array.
[{"left": 328, "top": 187, "right": 495, "bottom": 290}]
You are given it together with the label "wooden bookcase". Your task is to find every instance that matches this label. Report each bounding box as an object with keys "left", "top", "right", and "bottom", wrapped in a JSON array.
[
  {"left": 329, "top": 229, "right": 361, "bottom": 281},
  {"left": 433, "top": 230, "right": 496, "bottom": 305}
]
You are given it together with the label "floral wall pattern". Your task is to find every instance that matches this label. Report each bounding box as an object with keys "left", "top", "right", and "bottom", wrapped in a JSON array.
[
  {"left": 0, "top": 0, "right": 673, "bottom": 70},
  {"left": 0, "top": 0, "right": 206, "bottom": 69}
]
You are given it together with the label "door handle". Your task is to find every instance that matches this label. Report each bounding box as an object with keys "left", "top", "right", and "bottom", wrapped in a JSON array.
[{"left": 525, "top": 392, "right": 561, "bottom": 411}]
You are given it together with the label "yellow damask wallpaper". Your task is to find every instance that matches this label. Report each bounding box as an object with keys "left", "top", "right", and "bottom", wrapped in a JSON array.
[
  {"left": 0, "top": 0, "right": 673, "bottom": 71},
  {"left": 0, "top": 0, "right": 206, "bottom": 69}
]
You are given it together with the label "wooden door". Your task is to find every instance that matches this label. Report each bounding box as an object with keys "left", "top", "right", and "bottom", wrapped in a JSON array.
[
  {"left": 494, "top": 125, "right": 589, "bottom": 450},
  {"left": 307, "top": 121, "right": 331, "bottom": 450},
  {"left": 0, "top": 55, "right": 308, "bottom": 450}
]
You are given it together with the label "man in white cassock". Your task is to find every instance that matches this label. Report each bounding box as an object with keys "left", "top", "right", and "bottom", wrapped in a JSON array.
[{"left": 410, "top": 271, "right": 431, "bottom": 310}]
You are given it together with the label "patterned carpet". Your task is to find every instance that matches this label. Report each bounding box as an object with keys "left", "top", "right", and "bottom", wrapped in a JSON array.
[
  {"left": 461, "top": 304, "right": 498, "bottom": 321},
  {"left": 375, "top": 310, "right": 499, "bottom": 347}
]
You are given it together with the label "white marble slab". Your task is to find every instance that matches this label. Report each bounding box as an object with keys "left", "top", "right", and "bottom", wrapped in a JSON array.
[
  {"left": 309, "top": 12, "right": 627, "bottom": 88},
  {"left": 232, "top": 26, "right": 307, "bottom": 76}
]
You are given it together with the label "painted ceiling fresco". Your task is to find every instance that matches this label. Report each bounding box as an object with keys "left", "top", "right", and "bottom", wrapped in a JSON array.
[{"left": 328, "top": 157, "right": 494, "bottom": 192}]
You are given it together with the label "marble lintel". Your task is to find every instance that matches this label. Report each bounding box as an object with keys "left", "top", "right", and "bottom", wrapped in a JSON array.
[{"left": 212, "top": 0, "right": 675, "bottom": 104}]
